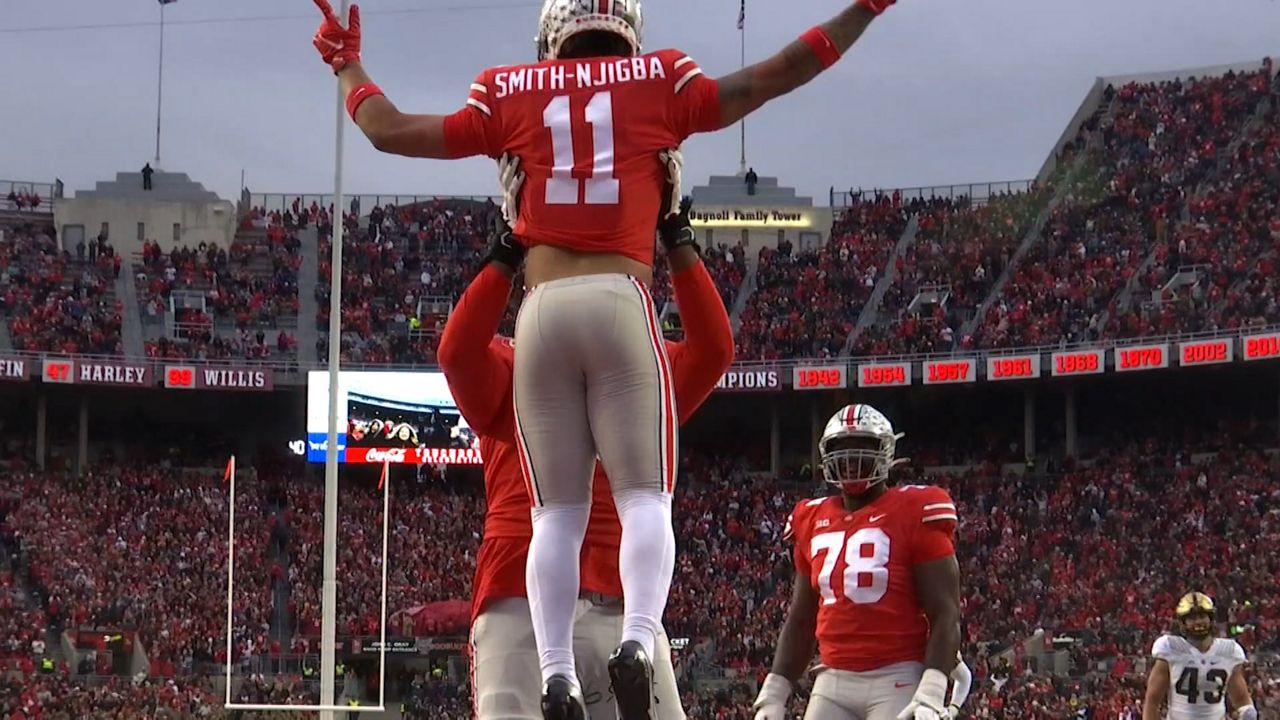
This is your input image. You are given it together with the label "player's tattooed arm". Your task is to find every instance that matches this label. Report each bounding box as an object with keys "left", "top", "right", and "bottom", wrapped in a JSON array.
[
  {"left": 914, "top": 555, "right": 962, "bottom": 673},
  {"left": 714, "top": 3, "right": 876, "bottom": 128},
  {"left": 337, "top": 63, "right": 452, "bottom": 158},
  {"left": 768, "top": 570, "right": 819, "bottom": 683},
  {"left": 1141, "top": 659, "right": 1170, "bottom": 720}
]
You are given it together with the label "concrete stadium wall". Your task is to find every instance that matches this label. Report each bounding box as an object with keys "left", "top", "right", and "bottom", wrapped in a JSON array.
[{"left": 54, "top": 197, "right": 236, "bottom": 256}]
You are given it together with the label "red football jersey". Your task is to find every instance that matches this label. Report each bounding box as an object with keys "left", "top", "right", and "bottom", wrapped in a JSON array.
[
  {"left": 442, "top": 50, "right": 723, "bottom": 265},
  {"left": 787, "top": 486, "right": 958, "bottom": 671}
]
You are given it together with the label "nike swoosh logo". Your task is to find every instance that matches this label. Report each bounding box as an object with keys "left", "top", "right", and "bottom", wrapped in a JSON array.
[
  {"left": 894, "top": 681, "right": 912, "bottom": 688},
  {"left": 869, "top": 514, "right": 887, "bottom": 522}
]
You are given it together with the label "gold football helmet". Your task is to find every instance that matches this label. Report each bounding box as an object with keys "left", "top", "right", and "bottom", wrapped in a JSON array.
[{"left": 1175, "top": 591, "right": 1215, "bottom": 640}]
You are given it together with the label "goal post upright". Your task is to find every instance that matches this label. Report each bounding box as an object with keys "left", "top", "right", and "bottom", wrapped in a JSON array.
[{"left": 320, "top": 1, "right": 351, "bottom": 713}]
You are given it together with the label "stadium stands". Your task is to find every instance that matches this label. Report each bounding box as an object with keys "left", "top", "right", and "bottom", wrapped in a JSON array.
[
  {"left": 3, "top": 431, "right": 1275, "bottom": 716},
  {"left": 977, "top": 67, "right": 1277, "bottom": 348},
  {"left": 1, "top": 224, "right": 123, "bottom": 356},
  {"left": 134, "top": 224, "right": 301, "bottom": 361},
  {"left": 316, "top": 199, "right": 496, "bottom": 365},
  {"left": 858, "top": 189, "right": 1050, "bottom": 356},
  {"left": 736, "top": 192, "right": 910, "bottom": 359},
  {"left": 3, "top": 468, "right": 273, "bottom": 677}
]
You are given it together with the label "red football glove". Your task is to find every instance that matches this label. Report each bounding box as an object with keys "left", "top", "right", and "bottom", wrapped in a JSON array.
[
  {"left": 857, "top": 0, "right": 896, "bottom": 14},
  {"left": 313, "top": 0, "right": 362, "bottom": 74}
]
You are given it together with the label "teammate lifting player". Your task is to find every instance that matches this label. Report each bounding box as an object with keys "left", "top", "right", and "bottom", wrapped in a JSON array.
[
  {"left": 436, "top": 152, "right": 733, "bottom": 719},
  {"left": 1143, "top": 592, "right": 1256, "bottom": 720},
  {"left": 312, "top": 1, "right": 896, "bottom": 716},
  {"left": 754, "top": 405, "right": 966, "bottom": 720}
]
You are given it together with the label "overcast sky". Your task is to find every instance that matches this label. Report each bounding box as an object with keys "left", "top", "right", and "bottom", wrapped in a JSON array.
[{"left": 3, "top": 0, "right": 1277, "bottom": 204}]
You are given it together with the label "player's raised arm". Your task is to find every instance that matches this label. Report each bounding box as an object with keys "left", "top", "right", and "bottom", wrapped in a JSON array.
[
  {"left": 1142, "top": 657, "right": 1171, "bottom": 720},
  {"left": 312, "top": 0, "right": 496, "bottom": 159},
  {"left": 712, "top": 0, "right": 891, "bottom": 129}
]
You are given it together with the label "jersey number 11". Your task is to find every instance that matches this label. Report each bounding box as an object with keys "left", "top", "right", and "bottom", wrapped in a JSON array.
[{"left": 543, "top": 92, "right": 619, "bottom": 206}]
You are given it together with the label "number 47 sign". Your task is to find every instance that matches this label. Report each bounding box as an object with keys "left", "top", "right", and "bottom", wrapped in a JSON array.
[{"left": 43, "top": 359, "right": 74, "bottom": 384}]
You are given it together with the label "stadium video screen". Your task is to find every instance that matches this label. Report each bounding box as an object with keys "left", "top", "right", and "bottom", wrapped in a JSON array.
[{"left": 305, "top": 371, "right": 481, "bottom": 465}]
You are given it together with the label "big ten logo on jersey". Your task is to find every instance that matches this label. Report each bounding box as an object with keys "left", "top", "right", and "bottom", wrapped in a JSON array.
[{"left": 810, "top": 527, "right": 891, "bottom": 606}]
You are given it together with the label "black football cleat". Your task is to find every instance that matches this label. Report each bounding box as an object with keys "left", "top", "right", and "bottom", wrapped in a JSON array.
[
  {"left": 541, "top": 673, "right": 586, "bottom": 720},
  {"left": 608, "top": 641, "right": 655, "bottom": 720}
]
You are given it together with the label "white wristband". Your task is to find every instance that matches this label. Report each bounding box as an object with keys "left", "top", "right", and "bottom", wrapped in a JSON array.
[{"left": 917, "top": 668, "right": 949, "bottom": 707}]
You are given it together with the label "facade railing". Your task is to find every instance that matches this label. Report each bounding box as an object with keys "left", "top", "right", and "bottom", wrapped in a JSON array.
[
  {"left": 2, "top": 323, "right": 1277, "bottom": 378},
  {"left": 830, "top": 179, "right": 1035, "bottom": 209},
  {"left": 1, "top": 178, "right": 61, "bottom": 213},
  {"left": 245, "top": 193, "right": 499, "bottom": 217}
]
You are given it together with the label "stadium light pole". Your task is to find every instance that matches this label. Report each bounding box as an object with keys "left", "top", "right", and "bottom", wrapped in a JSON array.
[
  {"left": 319, "top": 1, "right": 351, "bottom": 717},
  {"left": 155, "top": 0, "right": 167, "bottom": 168}
]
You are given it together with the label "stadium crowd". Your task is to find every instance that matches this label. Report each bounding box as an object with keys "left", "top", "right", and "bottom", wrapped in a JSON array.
[
  {"left": 0, "top": 428, "right": 1276, "bottom": 716},
  {"left": 1, "top": 467, "right": 275, "bottom": 678},
  {"left": 978, "top": 66, "right": 1277, "bottom": 349},
  {"left": 134, "top": 227, "right": 301, "bottom": 360},
  {"left": 736, "top": 192, "right": 910, "bottom": 359},
  {"left": 1, "top": 224, "right": 123, "bottom": 356},
  {"left": 853, "top": 188, "right": 1049, "bottom": 356},
  {"left": 315, "top": 199, "right": 497, "bottom": 365}
]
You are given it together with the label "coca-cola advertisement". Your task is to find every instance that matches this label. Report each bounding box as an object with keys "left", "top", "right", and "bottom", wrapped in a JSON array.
[{"left": 306, "top": 371, "right": 481, "bottom": 465}]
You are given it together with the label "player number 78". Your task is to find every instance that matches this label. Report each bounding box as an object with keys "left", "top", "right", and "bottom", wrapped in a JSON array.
[{"left": 811, "top": 527, "right": 891, "bottom": 605}]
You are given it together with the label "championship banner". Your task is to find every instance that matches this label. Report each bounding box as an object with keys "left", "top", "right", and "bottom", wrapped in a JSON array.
[
  {"left": 1114, "top": 344, "right": 1169, "bottom": 372},
  {"left": 922, "top": 359, "right": 977, "bottom": 385},
  {"left": 986, "top": 354, "right": 1040, "bottom": 381},
  {"left": 793, "top": 364, "right": 847, "bottom": 391},
  {"left": 0, "top": 357, "right": 28, "bottom": 382},
  {"left": 715, "top": 368, "right": 782, "bottom": 392},
  {"left": 164, "top": 365, "right": 274, "bottom": 391},
  {"left": 857, "top": 362, "right": 911, "bottom": 388},
  {"left": 1179, "top": 339, "right": 1233, "bottom": 367},
  {"left": 1242, "top": 332, "right": 1280, "bottom": 362},
  {"left": 1050, "top": 349, "right": 1104, "bottom": 377},
  {"left": 42, "top": 359, "right": 151, "bottom": 386}
]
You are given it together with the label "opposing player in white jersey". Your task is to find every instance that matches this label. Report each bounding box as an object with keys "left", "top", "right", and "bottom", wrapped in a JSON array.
[{"left": 1142, "top": 592, "right": 1256, "bottom": 720}]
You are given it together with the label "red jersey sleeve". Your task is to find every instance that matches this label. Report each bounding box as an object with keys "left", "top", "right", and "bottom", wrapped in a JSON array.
[
  {"left": 909, "top": 486, "right": 958, "bottom": 565},
  {"left": 437, "top": 265, "right": 515, "bottom": 437},
  {"left": 442, "top": 69, "right": 504, "bottom": 159},
  {"left": 665, "top": 263, "right": 735, "bottom": 424},
  {"left": 656, "top": 49, "right": 723, "bottom": 140}
]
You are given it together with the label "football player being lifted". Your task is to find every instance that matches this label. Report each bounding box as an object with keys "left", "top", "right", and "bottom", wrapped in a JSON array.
[
  {"left": 755, "top": 404, "right": 967, "bottom": 720},
  {"left": 1143, "top": 592, "right": 1256, "bottom": 720}
]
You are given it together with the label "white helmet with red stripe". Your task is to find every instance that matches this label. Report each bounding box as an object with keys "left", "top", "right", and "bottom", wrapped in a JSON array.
[
  {"left": 536, "top": 0, "right": 643, "bottom": 61},
  {"left": 819, "top": 404, "right": 906, "bottom": 494}
]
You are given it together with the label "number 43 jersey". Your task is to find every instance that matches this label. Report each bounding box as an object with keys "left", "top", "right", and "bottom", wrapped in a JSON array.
[
  {"left": 441, "top": 50, "right": 723, "bottom": 266},
  {"left": 1151, "top": 634, "right": 1247, "bottom": 720},
  {"left": 785, "top": 486, "right": 958, "bottom": 672}
]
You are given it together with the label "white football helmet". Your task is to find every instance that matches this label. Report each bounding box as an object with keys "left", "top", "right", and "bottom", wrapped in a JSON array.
[
  {"left": 536, "top": 0, "right": 643, "bottom": 61},
  {"left": 818, "top": 404, "right": 906, "bottom": 494}
]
